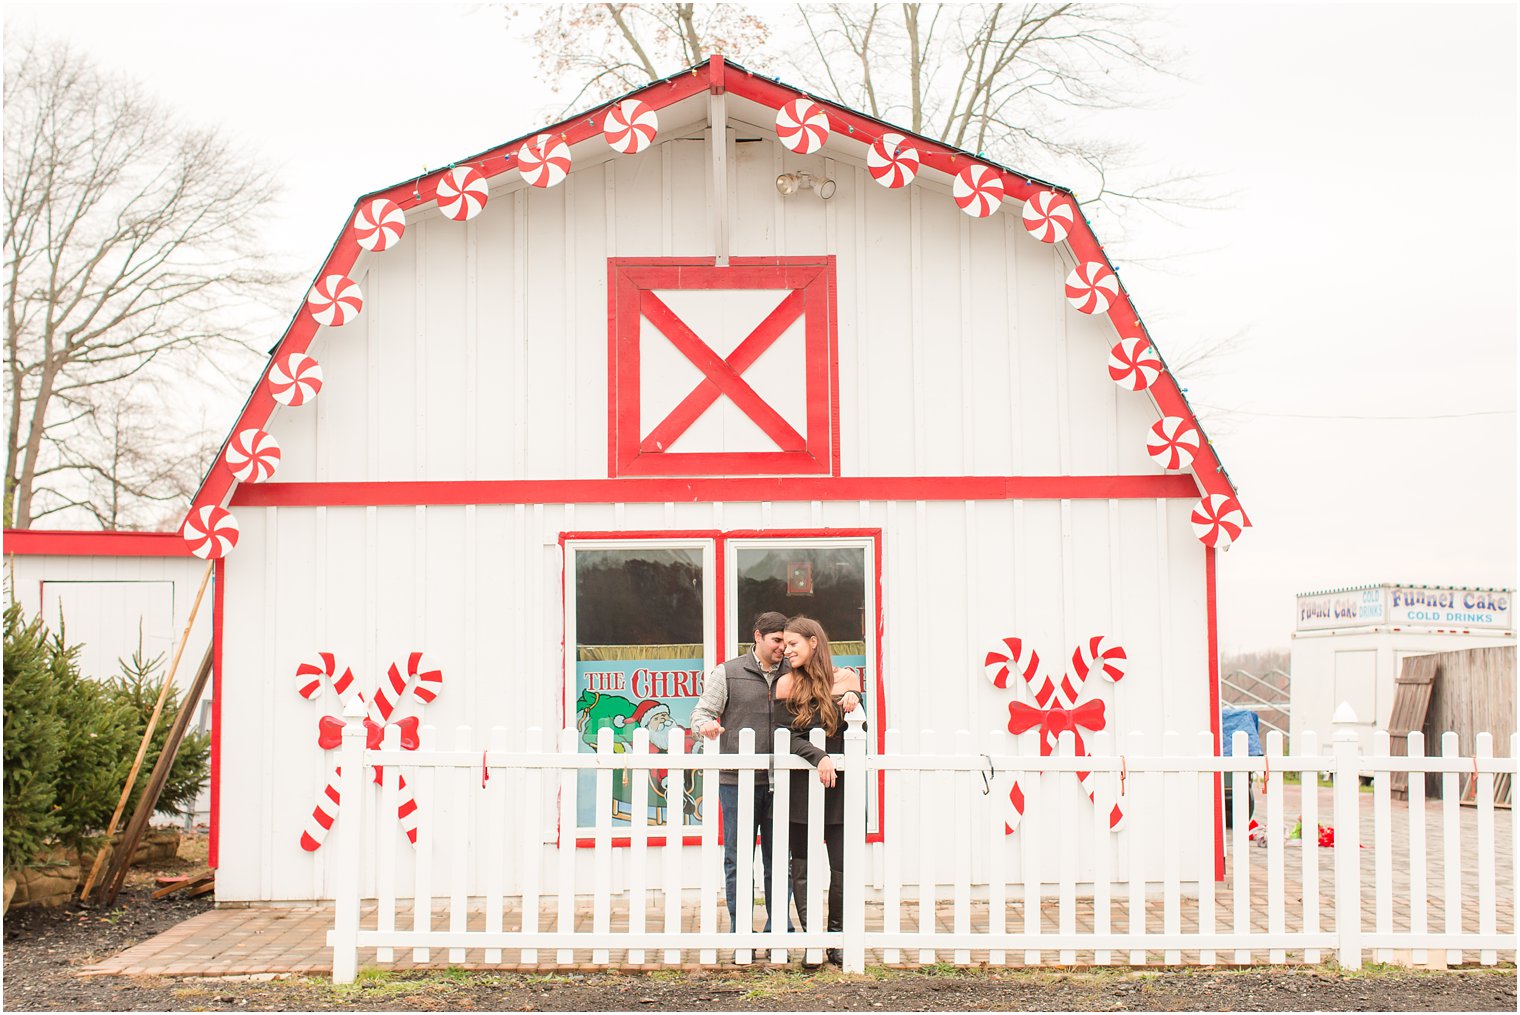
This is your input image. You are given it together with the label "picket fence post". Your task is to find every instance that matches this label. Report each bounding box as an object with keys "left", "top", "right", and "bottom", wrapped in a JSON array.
[
  {"left": 842, "top": 714, "right": 868, "bottom": 973},
  {"left": 1331, "top": 702, "right": 1363, "bottom": 970},
  {"left": 331, "top": 695, "right": 369, "bottom": 984}
]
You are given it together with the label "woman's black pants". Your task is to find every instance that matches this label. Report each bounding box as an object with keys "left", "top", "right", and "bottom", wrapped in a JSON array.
[{"left": 789, "top": 821, "right": 845, "bottom": 934}]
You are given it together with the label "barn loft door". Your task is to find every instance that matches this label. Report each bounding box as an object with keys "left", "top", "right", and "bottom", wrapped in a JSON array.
[{"left": 607, "top": 258, "right": 839, "bottom": 477}]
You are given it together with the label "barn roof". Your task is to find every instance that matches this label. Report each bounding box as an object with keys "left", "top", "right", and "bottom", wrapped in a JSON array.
[{"left": 184, "top": 56, "right": 1246, "bottom": 555}]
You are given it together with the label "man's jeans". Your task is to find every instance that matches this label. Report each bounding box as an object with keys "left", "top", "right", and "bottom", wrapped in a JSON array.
[{"left": 717, "top": 781, "right": 790, "bottom": 932}]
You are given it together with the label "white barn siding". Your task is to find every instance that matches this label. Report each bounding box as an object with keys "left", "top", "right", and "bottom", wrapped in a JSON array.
[
  {"left": 263, "top": 131, "right": 1165, "bottom": 485},
  {"left": 218, "top": 498, "right": 1208, "bottom": 902}
]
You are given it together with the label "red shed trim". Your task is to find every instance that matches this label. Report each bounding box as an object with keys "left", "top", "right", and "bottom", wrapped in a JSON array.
[
  {"left": 2, "top": 529, "right": 194, "bottom": 557},
  {"left": 186, "top": 56, "right": 1244, "bottom": 531}
]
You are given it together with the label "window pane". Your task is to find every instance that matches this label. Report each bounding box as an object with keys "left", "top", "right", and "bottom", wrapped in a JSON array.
[
  {"left": 735, "top": 546, "right": 866, "bottom": 657},
  {"left": 571, "top": 546, "right": 706, "bottom": 830}
]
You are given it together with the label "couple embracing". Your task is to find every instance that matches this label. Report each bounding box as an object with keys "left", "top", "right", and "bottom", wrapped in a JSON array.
[{"left": 689, "top": 611, "right": 863, "bottom": 964}]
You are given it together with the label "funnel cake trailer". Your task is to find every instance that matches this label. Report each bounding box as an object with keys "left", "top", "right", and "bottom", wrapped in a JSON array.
[{"left": 191, "top": 58, "right": 1248, "bottom": 903}]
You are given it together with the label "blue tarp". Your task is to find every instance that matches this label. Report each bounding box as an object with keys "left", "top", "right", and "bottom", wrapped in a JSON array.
[{"left": 1220, "top": 707, "right": 1263, "bottom": 757}]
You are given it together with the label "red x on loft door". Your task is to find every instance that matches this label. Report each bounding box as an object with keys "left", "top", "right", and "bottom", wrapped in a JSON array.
[{"left": 608, "top": 258, "right": 839, "bottom": 477}]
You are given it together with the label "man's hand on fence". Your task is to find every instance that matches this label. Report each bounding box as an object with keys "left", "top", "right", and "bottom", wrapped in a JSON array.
[{"left": 698, "top": 721, "right": 724, "bottom": 739}]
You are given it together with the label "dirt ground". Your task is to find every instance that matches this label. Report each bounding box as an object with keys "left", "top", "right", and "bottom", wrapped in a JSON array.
[{"left": 2, "top": 831, "right": 1515, "bottom": 1012}]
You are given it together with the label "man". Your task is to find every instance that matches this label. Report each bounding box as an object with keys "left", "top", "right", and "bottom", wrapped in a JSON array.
[{"left": 690, "top": 611, "right": 790, "bottom": 933}]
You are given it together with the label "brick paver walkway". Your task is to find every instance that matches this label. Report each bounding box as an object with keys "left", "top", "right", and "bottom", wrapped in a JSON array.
[{"left": 83, "top": 786, "right": 1515, "bottom": 977}]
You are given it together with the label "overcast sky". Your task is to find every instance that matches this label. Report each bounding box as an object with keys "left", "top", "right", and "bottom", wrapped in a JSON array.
[{"left": 8, "top": 3, "right": 1516, "bottom": 651}]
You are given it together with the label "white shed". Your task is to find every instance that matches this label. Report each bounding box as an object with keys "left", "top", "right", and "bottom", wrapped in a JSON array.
[
  {"left": 1289, "top": 583, "right": 1515, "bottom": 748},
  {"left": 3, "top": 530, "right": 216, "bottom": 825},
  {"left": 77, "top": 59, "right": 1247, "bottom": 902}
]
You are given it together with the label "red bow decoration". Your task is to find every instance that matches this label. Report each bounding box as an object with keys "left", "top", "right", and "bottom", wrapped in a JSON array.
[
  {"left": 316, "top": 715, "right": 421, "bottom": 784},
  {"left": 315, "top": 714, "right": 422, "bottom": 751},
  {"left": 1006, "top": 698, "right": 1107, "bottom": 756}
]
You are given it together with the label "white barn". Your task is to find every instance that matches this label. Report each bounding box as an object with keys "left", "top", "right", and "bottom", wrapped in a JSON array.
[{"left": 26, "top": 59, "right": 1253, "bottom": 903}]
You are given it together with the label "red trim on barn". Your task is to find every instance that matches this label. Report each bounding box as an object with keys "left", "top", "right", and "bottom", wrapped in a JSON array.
[
  {"left": 1207, "top": 545, "right": 1224, "bottom": 881},
  {"left": 209, "top": 557, "right": 225, "bottom": 869},
  {"left": 232, "top": 474, "right": 1200, "bottom": 509},
  {"left": 3, "top": 529, "right": 193, "bottom": 557}
]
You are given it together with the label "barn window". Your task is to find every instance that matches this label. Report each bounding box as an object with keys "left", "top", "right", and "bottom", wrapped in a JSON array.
[
  {"left": 607, "top": 258, "right": 839, "bottom": 477},
  {"left": 565, "top": 539, "right": 716, "bottom": 832}
]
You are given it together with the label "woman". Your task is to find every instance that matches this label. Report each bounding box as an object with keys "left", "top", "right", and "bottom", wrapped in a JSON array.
[{"left": 773, "top": 615, "right": 862, "bottom": 965}]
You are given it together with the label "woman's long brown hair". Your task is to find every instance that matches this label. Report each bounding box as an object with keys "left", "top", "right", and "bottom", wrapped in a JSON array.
[{"left": 784, "top": 616, "right": 841, "bottom": 736}]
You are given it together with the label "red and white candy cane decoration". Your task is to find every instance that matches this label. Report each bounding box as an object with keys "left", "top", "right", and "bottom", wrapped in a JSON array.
[
  {"left": 1191, "top": 494, "right": 1246, "bottom": 550},
  {"left": 267, "top": 352, "right": 324, "bottom": 406},
  {"left": 518, "top": 134, "right": 571, "bottom": 188},
  {"left": 224, "top": 428, "right": 281, "bottom": 483},
  {"left": 436, "top": 165, "right": 488, "bottom": 220},
  {"left": 987, "top": 634, "right": 1128, "bottom": 834},
  {"left": 983, "top": 637, "right": 1040, "bottom": 691},
  {"left": 353, "top": 197, "right": 406, "bottom": 252},
  {"left": 603, "top": 99, "right": 658, "bottom": 154},
  {"left": 182, "top": 505, "right": 239, "bottom": 559},
  {"left": 775, "top": 98, "right": 830, "bottom": 154},
  {"left": 307, "top": 274, "right": 363, "bottom": 327},
  {"left": 1021, "top": 189, "right": 1075, "bottom": 243},
  {"left": 1147, "top": 417, "right": 1201, "bottom": 471},
  {"left": 295, "top": 652, "right": 443, "bottom": 852},
  {"left": 1107, "top": 337, "right": 1161, "bottom": 392},
  {"left": 867, "top": 132, "right": 919, "bottom": 189},
  {"left": 953, "top": 164, "right": 1005, "bottom": 218},
  {"left": 1065, "top": 262, "right": 1119, "bottom": 315}
]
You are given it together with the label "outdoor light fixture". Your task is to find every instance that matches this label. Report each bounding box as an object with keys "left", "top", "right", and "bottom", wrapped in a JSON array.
[{"left": 775, "top": 172, "right": 836, "bottom": 200}]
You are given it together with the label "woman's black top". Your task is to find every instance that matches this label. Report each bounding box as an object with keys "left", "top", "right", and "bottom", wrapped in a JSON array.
[{"left": 773, "top": 686, "right": 864, "bottom": 826}]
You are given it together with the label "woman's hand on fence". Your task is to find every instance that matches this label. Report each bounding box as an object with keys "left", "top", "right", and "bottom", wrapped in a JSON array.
[
  {"left": 817, "top": 755, "right": 838, "bottom": 788},
  {"left": 840, "top": 690, "right": 860, "bottom": 713}
]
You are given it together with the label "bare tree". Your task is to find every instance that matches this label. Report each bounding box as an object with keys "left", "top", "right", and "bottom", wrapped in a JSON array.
[
  {"left": 516, "top": 3, "right": 772, "bottom": 110},
  {"left": 4, "top": 36, "right": 288, "bottom": 530},
  {"left": 516, "top": 3, "right": 1218, "bottom": 224}
]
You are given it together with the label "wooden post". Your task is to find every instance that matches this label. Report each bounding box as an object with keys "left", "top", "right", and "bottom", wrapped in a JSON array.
[
  {"left": 82, "top": 559, "right": 213, "bottom": 902},
  {"left": 95, "top": 641, "right": 214, "bottom": 906}
]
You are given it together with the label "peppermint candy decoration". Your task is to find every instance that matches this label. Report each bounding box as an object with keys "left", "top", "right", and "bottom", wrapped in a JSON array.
[
  {"left": 307, "top": 275, "right": 362, "bottom": 327},
  {"left": 603, "top": 99, "right": 658, "bottom": 154},
  {"left": 353, "top": 198, "right": 405, "bottom": 252},
  {"left": 952, "top": 164, "right": 1004, "bottom": 218},
  {"left": 1107, "top": 337, "right": 1162, "bottom": 392},
  {"left": 1069, "top": 636, "right": 1127, "bottom": 684},
  {"left": 518, "top": 133, "right": 571, "bottom": 188},
  {"left": 224, "top": 428, "right": 281, "bottom": 483},
  {"left": 867, "top": 132, "right": 919, "bottom": 189},
  {"left": 1065, "top": 262, "right": 1119, "bottom": 315},
  {"left": 436, "top": 166, "right": 488, "bottom": 221},
  {"left": 983, "top": 636, "right": 1040, "bottom": 690},
  {"left": 1191, "top": 494, "right": 1246, "bottom": 549},
  {"left": 1021, "top": 190, "right": 1075, "bottom": 244},
  {"left": 775, "top": 99, "right": 830, "bottom": 154},
  {"left": 1147, "top": 417, "right": 1201, "bottom": 471},
  {"left": 267, "top": 352, "right": 324, "bottom": 406},
  {"left": 183, "top": 505, "right": 239, "bottom": 559}
]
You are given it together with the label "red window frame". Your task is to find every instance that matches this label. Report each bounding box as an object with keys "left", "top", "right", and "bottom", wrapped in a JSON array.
[
  {"left": 559, "top": 528, "right": 885, "bottom": 848},
  {"left": 607, "top": 257, "right": 841, "bottom": 478}
]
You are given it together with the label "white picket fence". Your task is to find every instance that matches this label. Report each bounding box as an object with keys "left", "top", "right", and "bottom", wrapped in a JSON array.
[{"left": 327, "top": 702, "right": 1518, "bottom": 981}]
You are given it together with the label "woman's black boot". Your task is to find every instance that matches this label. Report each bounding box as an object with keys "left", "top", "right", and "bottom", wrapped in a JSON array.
[{"left": 825, "top": 873, "right": 845, "bottom": 965}]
